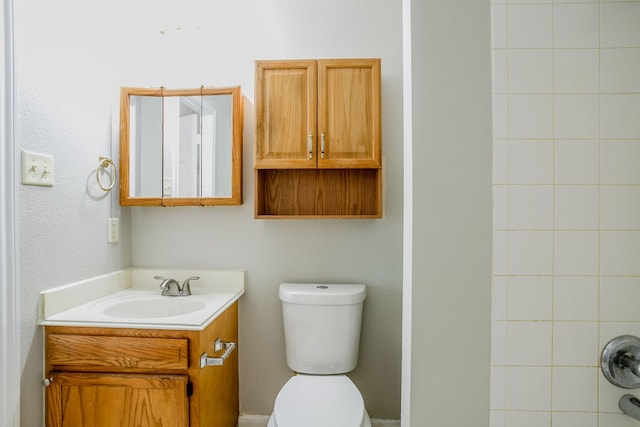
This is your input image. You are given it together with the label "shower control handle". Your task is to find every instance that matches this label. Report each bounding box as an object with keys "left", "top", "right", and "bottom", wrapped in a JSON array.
[
  {"left": 620, "top": 353, "right": 640, "bottom": 379},
  {"left": 602, "top": 335, "right": 640, "bottom": 389}
]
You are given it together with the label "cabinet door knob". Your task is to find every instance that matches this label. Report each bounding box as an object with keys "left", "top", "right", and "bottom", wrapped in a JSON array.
[
  {"left": 307, "top": 132, "right": 313, "bottom": 160},
  {"left": 321, "top": 132, "right": 326, "bottom": 159}
]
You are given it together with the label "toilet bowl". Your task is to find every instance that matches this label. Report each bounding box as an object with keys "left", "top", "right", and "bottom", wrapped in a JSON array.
[
  {"left": 267, "top": 375, "right": 371, "bottom": 427},
  {"left": 270, "top": 283, "right": 370, "bottom": 427}
]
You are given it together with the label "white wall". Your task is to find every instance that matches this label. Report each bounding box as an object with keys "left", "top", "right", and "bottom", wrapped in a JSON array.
[
  {"left": 404, "top": 1, "right": 493, "bottom": 425},
  {"left": 491, "top": 1, "right": 640, "bottom": 425},
  {"left": 15, "top": 0, "right": 403, "bottom": 424},
  {"left": 15, "top": 3, "right": 132, "bottom": 425}
]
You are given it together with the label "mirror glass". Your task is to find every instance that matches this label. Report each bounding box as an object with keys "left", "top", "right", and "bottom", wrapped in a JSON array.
[
  {"left": 120, "top": 87, "right": 242, "bottom": 206},
  {"left": 129, "top": 95, "right": 163, "bottom": 198}
]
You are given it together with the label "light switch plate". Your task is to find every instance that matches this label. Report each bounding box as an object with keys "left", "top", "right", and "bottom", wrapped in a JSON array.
[{"left": 21, "top": 150, "right": 54, "bottom": 187}]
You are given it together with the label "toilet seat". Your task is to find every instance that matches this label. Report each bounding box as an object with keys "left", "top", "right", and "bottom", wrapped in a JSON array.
[{"left": 272, "top": 375, "right": 365, "bottom": 427}]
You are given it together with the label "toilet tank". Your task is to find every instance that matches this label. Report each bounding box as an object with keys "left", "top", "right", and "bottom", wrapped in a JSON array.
[{"left": 279, "top": 283, "right": 366, "bottom": 375}]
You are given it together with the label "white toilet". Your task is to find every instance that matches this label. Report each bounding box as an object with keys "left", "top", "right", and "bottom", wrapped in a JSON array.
[{"left": 268, "top": 283, "right": 372, "bottom": 427}]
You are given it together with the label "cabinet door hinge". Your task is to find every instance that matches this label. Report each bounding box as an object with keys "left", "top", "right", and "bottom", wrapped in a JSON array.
[{"left": 186, "top": 381, "right": 194, "bottom": 397}]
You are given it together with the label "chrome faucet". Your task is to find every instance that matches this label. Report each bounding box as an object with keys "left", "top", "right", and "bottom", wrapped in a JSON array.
[{"left": 154, "top": 276, "right": 199, "bottom": 296}]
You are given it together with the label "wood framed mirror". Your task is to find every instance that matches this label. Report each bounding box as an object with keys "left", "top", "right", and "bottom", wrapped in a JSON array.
[{"left": 119, "top": 86, "right": 243, "bottom": 206}]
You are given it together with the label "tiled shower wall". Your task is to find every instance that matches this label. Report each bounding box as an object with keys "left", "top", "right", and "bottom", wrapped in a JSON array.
[{"left": 491, "top": 1, "right": 640, "bottom": 426}]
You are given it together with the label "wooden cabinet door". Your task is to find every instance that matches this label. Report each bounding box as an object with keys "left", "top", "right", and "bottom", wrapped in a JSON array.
[
  {"left": 317, "top": 59, "right": 381, "bottom": 168},
  {"left": 255, "top": 60, "right": 317, "bottom": 168},
  {"left": 46, "top": 372, "right": 189, "bottom": 427}
]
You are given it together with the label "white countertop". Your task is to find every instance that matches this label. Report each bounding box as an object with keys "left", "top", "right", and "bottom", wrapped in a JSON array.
[{"left": 39, "top": 268, "right": 245, "bottom": 331}]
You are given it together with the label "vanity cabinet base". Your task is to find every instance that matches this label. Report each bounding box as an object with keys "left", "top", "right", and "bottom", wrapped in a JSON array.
[
  {"left": 44, "top": 302, "right": 239, "bottom": 427},
  {"left": 46, "top": 372, "right": 189, "bottom": 427}
]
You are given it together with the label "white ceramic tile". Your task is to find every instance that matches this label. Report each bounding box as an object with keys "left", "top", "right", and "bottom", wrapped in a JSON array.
[
  {"left": 601, "top": 140, "right": 640, "bottom": 185},
  {"left": 600, "top": 277, "right": 640, "bottom": 321},
  {"left": 554, "top": 94, "right": 599, "bottom": 139},
  {"left": 508, "top": 49, "right": 553, "bottom": 93},
  {"left": 601, "top": 186, "right": 640, "bottom": 230},
  {"left": 552, "top": 322, "right": 598, "bottom": 366},
  {"left": 508, "top": 95, "right": 553, "bottom": 138},
  {"left": 504, "top": 411, "right": 550, "bottom": 427},
  {"left": 552, "top": 367, "right": 598, "bottom": 411},
  {"left": 494, "top": 139, "right": 509, "bottom": 184},
  {"left": 599, "top": 374, "right": 636, "bottom": 414},
  {"left": 507, "top": 322, "right": 552, "bottom": 366},
  {"left": 493, "top": 95, "right": 508, "bottom": 140},
  {"left": 601, "top": 48, "right": 640, "bottom": 93},
  {"left": 508, "top": 231, "right": 553, "bottom": 275},
  {"left": 554, "top": 277, "right": 599, "bottom": 321},
  {"left": 598, "top": 376, "right": 619, "bottom": 414},
  {"left": 494, "top": 185, "right": 509, "bottom": 230},
  {"left": 492, "top": 5, "right": 508, "bottom": 49},
  {"left": 601, "top": 231, "right": 640, "bottom": 276},
  {"left": 554, "top": 185, "right": 599, "bottom": 230},
  {"left": 493, "top": 276, "right": 508, "bottom": 321},
  {"left": 505, "top": 367, "right": 551, "bottom": 410},
  {"left": 601, "top": 94, "right": 640, "bottom": 139},
  {"left": 554, "top": 231, "right": 599, "bottom": 276},
  {"left": 490, "top": 411, "right": 506, "bottom": 427},
  {"left": 508, "top": 276, "right": 553, "bottom": 321},
  {"left": 492, "top": 49, "right": 508, "bottom": 93},
  {"left": 490, "top": 367, "right": 507, "bottom": 409},
  {"left": 509, "top": 185, "right": 553, "bottom": 230},
  {"left": 601, "top": 2, "right": 640, "bottom": 48},
  {"left": 600, "top": 322, "right": 640, "bottom": 352},
  {"left": 508, "top": 5, "right": 552, "bottom": 49},
  {"left": 509, "top": 139, "right": 553, "bottom": 184},
  {"left": 553, "top": 3, "right": 599, "bottom": 48},
  {"left": 494, "top": 231, "right": 508, "bottom": 275},
  {"left": 599, "top": 413, "right": 640, "bottom": 427},
  {"left": 493, "top": 321, "right": 507, "bottom": 365},
  {"left": 554, "top": 140, "right": 599, "bottom": 185},
  {"left": 552, "top": 412, "right": 598, "bottom": 427},
  {"left": 554, "top": 49, "right": 599, "bottom": 93}
]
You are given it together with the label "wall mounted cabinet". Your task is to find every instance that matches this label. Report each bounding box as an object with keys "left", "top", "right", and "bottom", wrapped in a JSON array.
[{"left": 254, "top": 58, "right": 382, "bottom": 218}]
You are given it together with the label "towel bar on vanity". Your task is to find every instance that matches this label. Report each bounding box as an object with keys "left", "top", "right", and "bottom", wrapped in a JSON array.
[{"left": 200, "top": 338, "right": 236, "bottom": 368}]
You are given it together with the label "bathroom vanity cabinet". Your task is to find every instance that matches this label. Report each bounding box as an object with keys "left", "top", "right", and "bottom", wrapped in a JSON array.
[
  {"left": 43, "top": 302, "right": 239, "bottom": 427},
  {"left": 254, "top": 58, "right": 382, "bottom": 218}
]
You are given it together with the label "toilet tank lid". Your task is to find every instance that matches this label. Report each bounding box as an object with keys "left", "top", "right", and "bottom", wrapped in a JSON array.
[{"left": 279, "top": 283, "right": 366, "bottom": 305}]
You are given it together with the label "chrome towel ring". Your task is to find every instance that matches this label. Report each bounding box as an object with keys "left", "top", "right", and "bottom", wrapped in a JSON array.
[{"left": 96, "top": 157, "right": 117, "bottom": 192}]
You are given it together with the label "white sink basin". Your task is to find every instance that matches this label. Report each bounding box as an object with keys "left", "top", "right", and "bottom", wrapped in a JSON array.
[
  {"left": 39, "top": 268, "right": 245, "bottom": 330},
  {"left": 96, "top": 295, "right": 207, "bottom": 319},
  {"left": 41, "top": 288, "right": 242, "bottom": 330}
]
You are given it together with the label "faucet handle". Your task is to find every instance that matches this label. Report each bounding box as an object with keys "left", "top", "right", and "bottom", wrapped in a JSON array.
[
  {"left": 154, "top": 275, "right": 171, "bottom": 292},
  {"left": 181, "top": 276, "right": 200, "bottom": 295}
]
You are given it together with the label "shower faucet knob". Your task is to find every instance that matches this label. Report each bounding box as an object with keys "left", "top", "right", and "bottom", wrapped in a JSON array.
[{"left": 602, "top": 335, "right": 640, "bottom": 389}]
